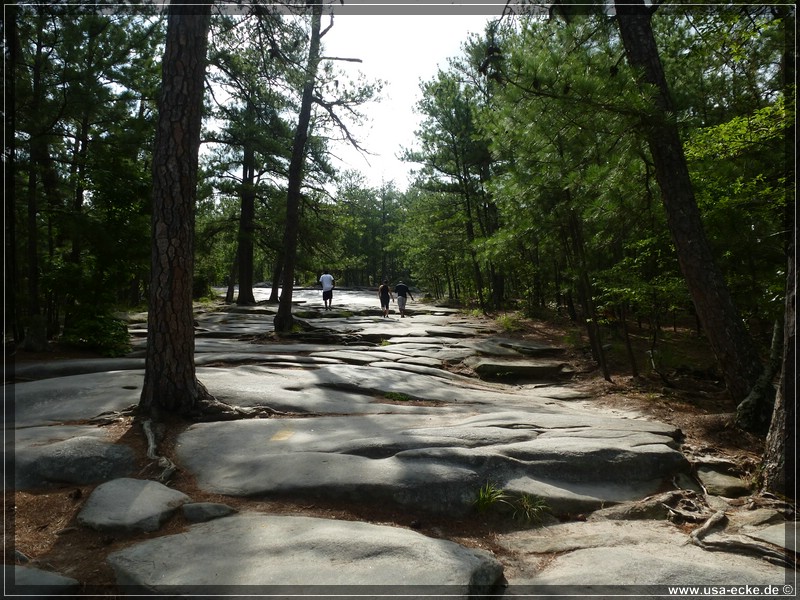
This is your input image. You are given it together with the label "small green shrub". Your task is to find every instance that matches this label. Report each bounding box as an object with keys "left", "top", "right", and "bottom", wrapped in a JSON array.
[
  {"left": 473, "top": 482, "right": 512, "bottom": 513},
  {"left": 473, "top": 483, "right": 549, "bottom": 525},
  {"left": 497, "top": 313, "right": 523, "bottom": 332},
  {"left": 512, "top": 493, "right": 549, "bottom": 524},
  {"left": 562, "top": 330, "right": 583, "bottom": 349},
  {"left": 384, "top": 392, "right": 412, "bottom": 402},
  {"left": 61, "top": 312, "right": 131, "bottom": 357},
  {"left": 192, "top": 274, "right": 214, "bottom": 300}
]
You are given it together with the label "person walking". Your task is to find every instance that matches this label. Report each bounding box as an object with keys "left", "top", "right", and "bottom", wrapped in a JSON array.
[
  {"left": 378, "top": 279, "right": 393, "bottom": 318},
  {"left": 319, "top": 269, "right": 335, "bottom": 310},
  {"left": 393, "top": 280, "right": 414, "bottom": 318}
]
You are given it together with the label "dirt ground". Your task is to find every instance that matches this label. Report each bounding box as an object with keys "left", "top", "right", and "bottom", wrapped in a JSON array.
[{"left": 5, "top": 315, "right": 769, "bottom": 594}]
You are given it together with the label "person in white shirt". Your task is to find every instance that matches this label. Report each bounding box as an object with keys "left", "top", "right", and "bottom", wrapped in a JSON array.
[{"left": 319, "top": 269, "right": 335, "bottom": 310}]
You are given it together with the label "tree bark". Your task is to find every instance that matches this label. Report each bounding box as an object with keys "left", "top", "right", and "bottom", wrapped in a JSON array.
[
  {"left": 760, "top": 318, "right": 794, "bottom": 498},
  {"left": 567, "top": 211, "right": 611, "bottom": 382},
  {"left": 760, "top": 240, "right": 795, "bottom": 498},
  {"left": 226, "top": 244, "right": 240, "bottom": 304},
  {"left": 761, "top": 7, "right": 796, "bottom": 498},
  {"left": 236, "top": 138, "right": 257, "bottom": 305},
  {"left": 25, "top": 17, "right": 45, "bottom": 325},
  {"left": 268, "top": 254, "right": 283, "bottom": 304},
  {"left": 620, "top": 303, "right": 640, "bottom": 378},
  {"left": 614, "top": 1, "right": 762, "bottom": 403},
  {"left": 139, "top": 0, "right": 212, "bottom": 418},
  {"left": 5, "top": 5, "right": 20, "bottom": 345},
  {"left": 274, "top": 0, "right": 322, "bottom": 333}
]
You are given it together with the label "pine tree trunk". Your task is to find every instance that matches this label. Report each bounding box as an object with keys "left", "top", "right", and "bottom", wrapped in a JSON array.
[
  {"left": 761, "top": 7, "right": 795, "bottom": 497},
  {"left": 274, "top": 0, "right": 322, "bottom": 333},
  {"left": 268, "top": 256, "right": 283, "bottom": 304},
  {"left": 614, "top": 1, "right": 762, "bottom": 403},
  {"left": 762, "top": 6, "right": 797, "bottom": 499},
  {"left": 139, "top": 1, "right": 212, "bottom": 417},
  {"left": 226, "top": 244, "right": 239, "bottom": 304},
  {"left": 237, "top": 141, "right": 256, "bottom": 305},
  {"left": 760, "top": 246, "right": 795, "bottom": 498},
  {"left": 25, "top": 17, "right": 45, "bottom": 325},
  {"left": 570, "top": 214, "right": 611, "bottom": 382},
  {"left": 621, "top": 303, "right": 640, "bottom": 378},
  {"left": 5, "top": 6, "right": 20, "bottom": 345}
]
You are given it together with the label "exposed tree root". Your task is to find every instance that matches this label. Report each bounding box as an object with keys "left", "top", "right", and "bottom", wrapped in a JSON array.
[
  {"left": 187, "top": 396, "right": 287, "bottom": 422},
  {"left": 87, "top": 404, "right": 139, "bottom": 425},
  {"left": 142, "top": 418, "right": 177, "bottom": 483},
  {"left": 689, "top": 510, "right": 795, "bottom": 568},
  {"left": 689, "top": 510, "right": 727, "bottom": 543}
]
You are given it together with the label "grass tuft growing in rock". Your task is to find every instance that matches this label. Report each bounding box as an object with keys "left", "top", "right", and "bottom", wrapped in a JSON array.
[{"left": 473, "top": 482, "right": 549, "bottom": 525}]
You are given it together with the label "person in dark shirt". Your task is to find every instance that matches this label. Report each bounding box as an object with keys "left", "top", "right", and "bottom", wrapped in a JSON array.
[
  {"left": 394, "top": 281, "right": 414, "bottom": 318},
  {"left": 378, "top": 279, "right": 394, "bottom": 318}
]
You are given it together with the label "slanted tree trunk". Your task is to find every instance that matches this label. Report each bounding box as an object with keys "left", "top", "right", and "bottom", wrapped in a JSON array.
[
  {"left": 761, "top": 7, "right": 795, "bottom": 496},
  {"left": 614, "top": 1, "right": 762, "bottom": 404},
  {"left": 760, "top": 311, "right": 794, "bottom": 498},
  {"left": 274, "top": 0, "right": 322, "bottom": 333},
  {"left": 139, "top": 0, "right": 213, "bottom": 418},
  {"left": 760, "top": 243, "right": 795, "bottom": 498}
]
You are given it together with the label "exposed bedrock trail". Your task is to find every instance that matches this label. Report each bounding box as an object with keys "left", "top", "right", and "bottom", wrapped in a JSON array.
[{"left": 9, "top": 287, "right": 795, "bottom": 595}]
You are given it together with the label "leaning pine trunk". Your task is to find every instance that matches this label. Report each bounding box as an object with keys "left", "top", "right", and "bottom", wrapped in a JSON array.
[
  {"left": 274, "top": 0, "right": 322, "bottom": 333},
  {"left": 760, "top": 246, "right": 795, "bottom": 498},
  {"left": 614, "top": 1, "right": 762, "bottom": 403}
]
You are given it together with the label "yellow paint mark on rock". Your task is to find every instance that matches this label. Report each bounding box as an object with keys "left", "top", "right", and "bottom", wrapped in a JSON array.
[{"left": 270, "top": 429, "right": 295, "bottom": 441}]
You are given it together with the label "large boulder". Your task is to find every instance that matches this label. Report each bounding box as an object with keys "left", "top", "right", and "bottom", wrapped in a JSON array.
[
  {"left": 6, "top": 565, "right": 79, "bottom": 596},
  {"left": 465, "top": 357, "right": 569, "bottom": 381},
  {"left": 78, "top": 478, "right": 190, "bottom": 533},
  {"left": 497, "top": 520, "right": 789, "bottom": 590},
  {"left": 176, "top": 409, "right": 688, "bottom": 516},
  {"left": 14, "top": 434, "right": 136, "bottom": 490},
  {"left": 108, "top": 513, "right": 505, "bottom": 595}
]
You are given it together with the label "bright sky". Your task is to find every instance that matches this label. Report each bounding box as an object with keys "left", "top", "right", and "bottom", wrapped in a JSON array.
[{"left": 322, "top": 14, "right": 497, "bottom": 190}]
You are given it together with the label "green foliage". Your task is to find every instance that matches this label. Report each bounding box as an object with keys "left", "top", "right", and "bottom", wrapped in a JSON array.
[
  {"left": 473, "top": 482, "right": 512, "bottom": 513},
  {"left": 455, "top": 8, "right": 788, "bottom": 356},
  {"left": 11, "top": 7, "right": 162, "bottom": 342},
  {"left": 594, "top": 234, "right": 689, "bottom": 323},
  {"left": 473, "top": 482, "right": 550, "bottom": 525},
  {"left": 686, "top": 105, "right": 789, "bottom": 332},
  {"left": 12, "top": 5, "right": 789, "bottom": 394},
  {"left": 327, "top": 175, "right": 410, "bottom": 286},
  {"left": 61, "top": 311, "right": 131, "bottom": 358},
  {"left": 562, "top": 330, "right": 583, "bottom": 350},
  {"left": 497, "top": 313, "right": 523, "bottom": 333},
  {"left": 684, "top": 97, "right": 789, "bottom": 162},
  {"left": 384, "top": 392, "right": 413, "bottom": 402},
  {"left": 512, "top": 493, "right": 550, "bottom": 524}
]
